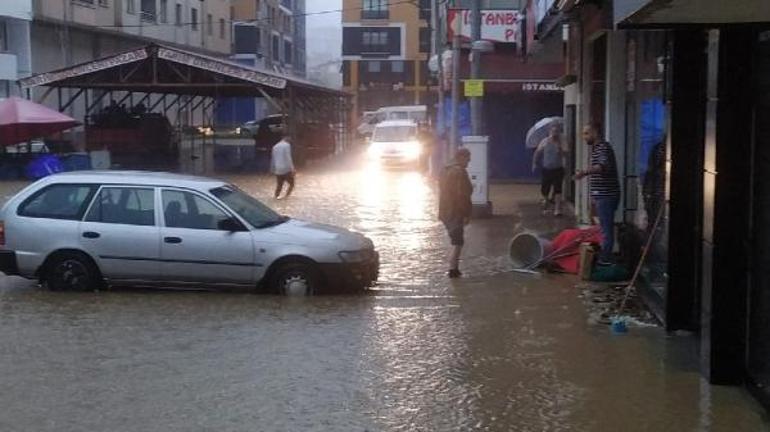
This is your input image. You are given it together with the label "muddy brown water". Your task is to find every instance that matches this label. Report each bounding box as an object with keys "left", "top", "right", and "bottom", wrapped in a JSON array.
[{"left": 0, "top": 158, "right": 766, "bottom": 431}]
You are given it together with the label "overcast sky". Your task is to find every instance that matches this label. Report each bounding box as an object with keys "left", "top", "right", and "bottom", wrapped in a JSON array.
[{"left": 305, "top": 0, "right": 342, "bottom": 66}]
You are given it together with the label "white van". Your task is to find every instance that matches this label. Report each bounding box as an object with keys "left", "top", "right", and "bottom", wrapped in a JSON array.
[
  {"left": 357, "top": 105, "right": 427, "bottom": 137},
  {"left": 367, "top": 120, "right": 423, "bottom": 167}
]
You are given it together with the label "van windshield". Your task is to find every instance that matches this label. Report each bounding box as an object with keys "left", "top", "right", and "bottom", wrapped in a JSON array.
[{"left": 373, "top": 125, "right": 417, "bottom": 142}]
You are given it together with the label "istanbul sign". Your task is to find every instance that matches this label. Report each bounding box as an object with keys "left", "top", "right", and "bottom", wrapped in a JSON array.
[{"left": 447, "top": 9, "right": 521, "bottom": 44}]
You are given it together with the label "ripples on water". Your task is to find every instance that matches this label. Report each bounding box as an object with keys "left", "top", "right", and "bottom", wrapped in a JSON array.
[{"left": 0, "top": 159, "right": 767, "bottom": 431}]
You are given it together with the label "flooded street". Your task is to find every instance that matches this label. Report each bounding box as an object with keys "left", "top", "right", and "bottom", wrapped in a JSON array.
[{"left": 0, "top": 154, "right": 767, "bottom": 431}]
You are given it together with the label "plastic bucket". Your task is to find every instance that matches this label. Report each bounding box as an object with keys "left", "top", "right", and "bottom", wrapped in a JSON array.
[{"left": 508, "top": 232, "right": 553, "bottom": 269}]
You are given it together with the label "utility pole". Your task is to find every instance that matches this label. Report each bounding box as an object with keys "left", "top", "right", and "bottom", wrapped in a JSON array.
[
  {"left": 470, "top": 0, "right": 482, "bottom": 135},
  {"left": 449, "top": 10, "right": 461, "bottom": 152},
  {"left": 431, "top": 0, "right": 442, "bottom": 131}
]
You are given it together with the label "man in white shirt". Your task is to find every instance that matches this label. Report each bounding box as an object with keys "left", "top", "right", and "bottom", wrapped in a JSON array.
[{"left": 270, "top": 135, "right": 296, "bottom": 199}]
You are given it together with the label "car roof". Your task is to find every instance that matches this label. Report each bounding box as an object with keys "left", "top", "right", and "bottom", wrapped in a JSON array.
[
  {"left": 375, "top": 120, "right": 418, "bottom": 128},
  {"left": 42, "top": 171, "right": 228, "bottom": 189},
  {"left": 376, "top": 105, "right": 426, "bottom": 112}
]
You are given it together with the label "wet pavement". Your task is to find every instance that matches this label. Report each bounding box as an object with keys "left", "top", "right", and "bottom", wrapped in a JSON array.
[{"left": 0, "top": 154, "right": 768, "bottom": 431}]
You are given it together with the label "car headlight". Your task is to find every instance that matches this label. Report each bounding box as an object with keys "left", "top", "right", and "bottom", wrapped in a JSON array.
[
  {"left": 367, "top": 144, "right": 383, "bottom": 158},
  {"left": 403, "top": 141, "right": 422, "bottom": 160},
  {"left": 339, "top": 250, "right": 374, "bottom": 263}
]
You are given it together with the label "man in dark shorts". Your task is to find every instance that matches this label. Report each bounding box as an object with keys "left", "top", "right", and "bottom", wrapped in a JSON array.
[
  {"left": 439, "top": 148, "right": 473, "bottom": 278},
  {"left": 532, "top": 124, "right": 566, "bottom": 216}
]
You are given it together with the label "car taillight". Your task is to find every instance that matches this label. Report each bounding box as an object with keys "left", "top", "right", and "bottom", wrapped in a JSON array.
[{"left": 0, "top": 221, "right": 6, "bottom": 247}]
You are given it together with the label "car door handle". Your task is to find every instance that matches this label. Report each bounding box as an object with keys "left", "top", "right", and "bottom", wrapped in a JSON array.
[
  {"left": 82, "top": 231, "right": 100, "bottom": 239},
  {"left": 164, "top": 236, "right": 182, "bottom": 244}
]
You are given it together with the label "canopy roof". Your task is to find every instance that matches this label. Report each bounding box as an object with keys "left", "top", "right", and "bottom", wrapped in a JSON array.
[{"left": 19, "top": 44, "right": 347, "bottom": 99}]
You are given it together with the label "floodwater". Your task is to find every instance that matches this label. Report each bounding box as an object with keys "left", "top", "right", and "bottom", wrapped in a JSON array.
[{"left": 0, "top": 155, "right": 767, "bottom": 431}]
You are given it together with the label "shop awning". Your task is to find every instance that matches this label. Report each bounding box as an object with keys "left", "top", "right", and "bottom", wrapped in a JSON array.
[{"left": 617, "top": 0, "right": 770, "bottom": 28}]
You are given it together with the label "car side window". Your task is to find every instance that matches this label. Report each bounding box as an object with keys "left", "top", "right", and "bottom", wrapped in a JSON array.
[
  {"left": 85, "top": 187, "right": 156, "bottom": 226},
  {"left": 162, "top": 190, "right": 230, "bottom": 230},
  {"left": 18, "top": 184, "right": 96, "bottom": 220}
]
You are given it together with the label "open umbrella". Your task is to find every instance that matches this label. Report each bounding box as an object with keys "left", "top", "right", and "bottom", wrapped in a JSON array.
[
  {"left": 525, "top": 116, "right": 563, "bottom": 149},
  {"left": 0, "top": 97, "right": 78, "bottom": 146}
]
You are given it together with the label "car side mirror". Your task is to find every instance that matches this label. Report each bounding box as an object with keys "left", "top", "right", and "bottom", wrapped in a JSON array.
[{"left": 218, "top": 217, "right": 243, "bottom": 232}]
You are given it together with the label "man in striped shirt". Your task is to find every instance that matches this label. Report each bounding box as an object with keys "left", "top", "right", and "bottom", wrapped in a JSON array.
[{"left": 575, "top": 124, "right": 620, "bottom": 265}]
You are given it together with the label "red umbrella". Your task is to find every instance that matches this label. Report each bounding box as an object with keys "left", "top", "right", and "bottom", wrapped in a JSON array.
[{"left": 0, "top": 97, "right": 79, "bottom": 146}]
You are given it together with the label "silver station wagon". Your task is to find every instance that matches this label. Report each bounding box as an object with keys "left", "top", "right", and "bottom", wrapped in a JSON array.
[{"left": 0, "top": 171, "right": 378, "bottom": 294}]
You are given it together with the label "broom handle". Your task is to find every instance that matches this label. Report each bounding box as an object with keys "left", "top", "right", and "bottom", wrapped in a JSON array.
[{"left": 617, "top": 203, "right": 666, "bottom": 314}]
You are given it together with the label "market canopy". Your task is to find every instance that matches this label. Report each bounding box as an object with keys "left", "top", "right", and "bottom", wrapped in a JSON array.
[{"left": 18, "top": 44, "right": 347, "bottom": 100}]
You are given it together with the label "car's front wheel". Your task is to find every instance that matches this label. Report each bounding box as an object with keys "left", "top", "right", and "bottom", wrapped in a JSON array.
[
  {"left": 43, "top": 252, "right": 102, "bottom": 292},
  {"left": 269, "top": 261, "right": 323, "bottom": 296}
]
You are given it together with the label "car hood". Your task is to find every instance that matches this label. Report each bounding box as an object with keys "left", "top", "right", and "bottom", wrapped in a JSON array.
[{"left": 265, "top": 219, "right": 372, "bottom": 249}]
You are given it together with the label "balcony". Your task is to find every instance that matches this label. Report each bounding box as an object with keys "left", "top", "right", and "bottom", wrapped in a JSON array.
[{"left": 361, "top": 10, "right": 389, "bottom": 20}]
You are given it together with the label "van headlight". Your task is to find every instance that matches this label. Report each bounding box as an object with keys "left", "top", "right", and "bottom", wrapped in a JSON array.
[
  {"left": 339, "top": 250, "right": 374, "bottom": 262},
  {"left": 403, "top": 141, "right": 422, "bottom": 160},
  {"left": 367, "top": 144, "right": 383, "bottom": 159}
]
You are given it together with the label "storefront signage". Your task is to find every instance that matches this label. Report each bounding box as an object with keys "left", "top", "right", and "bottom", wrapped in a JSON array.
[
  {"left": 447, "top": 9, "right": 521, "bottom": 44},
  {"left": 521, "top": 82, "right": 561, "bottom": 92},
  {"left": 158, "top": 47, "right": 287, "bottom": 89},
  {"left": 20, "top": 48, "right": 149, "bottom": 88},
  {"left": 464, "top": 79, "right": 484, "bottom": 97}
]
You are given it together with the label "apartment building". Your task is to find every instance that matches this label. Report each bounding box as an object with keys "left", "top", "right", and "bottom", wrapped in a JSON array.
[
  {"left": 231, "top": 0, "right": 305, "bottom": 76},
  {"left": 0, "top": 1, "right": 32, "bottom": 98},
  {"left": 341, "top": 0, "right": 433, "bottom": 115},
  {"left": 25, "top": 0, "right": 232, "bottom": 118}
]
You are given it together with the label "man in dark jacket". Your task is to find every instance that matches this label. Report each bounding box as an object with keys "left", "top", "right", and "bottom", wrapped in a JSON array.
[{"left": 439, "top": 148, "right": 473, "bottom": 278}]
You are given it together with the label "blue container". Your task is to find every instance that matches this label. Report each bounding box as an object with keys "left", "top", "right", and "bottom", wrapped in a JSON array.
[
  {"left": 25, "top": 155, "right": 64, "bottom": 180},
  {"left": 61, "top": 153, "right": 92, "bottom": 172}
]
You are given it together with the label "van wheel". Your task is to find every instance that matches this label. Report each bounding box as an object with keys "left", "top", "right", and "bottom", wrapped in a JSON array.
[
  {"left": 269, "top": 262, "right": 322, "bottom": 296},
  {"left": 43, "top": 252, "right": 102, "bottom": 292}
]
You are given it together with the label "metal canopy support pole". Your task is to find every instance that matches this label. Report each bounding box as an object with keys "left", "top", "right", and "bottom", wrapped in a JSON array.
[
  {"left": 60, "top": 88, "right": 85, "bottom": 112},
  {"left": 149, "top": 93, "right": 166, "bottom": 112},
  {"left": 57, "top": 87, "right": 62, "bottom": 111},
  {"left": 256, "top": 86, "right": 286, "bottom": 112},
  {"left": 86, "top": 90, "right": 111, "bottom": 114},
  {"left": 36, "top": 86, "right": 56, "bottom": 105}
]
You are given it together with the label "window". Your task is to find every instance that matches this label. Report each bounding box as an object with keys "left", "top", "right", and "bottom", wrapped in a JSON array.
[
  {"left": 419, "top": 0, "right": 431, "bottom": 20},
  {"left": 0, "top": 21, "right": 7, "bottom": 52},
  {"left": 207, "top": 13, "right": 213, "bottom": 35},
  {"left": 191, "top": 7, "right": 198, "bottom": 31},
  {"left": 210, "top": 187, "right": 282, "bottom": 228},
  {"left": 85, "top": 187, "right": 156, "bottom": 226},
  {"left": 368, "top": 61, "right": 381, "bottom": 73},
  {"left": 391, "top": 61, "right": 404, "bottom": 73},
  {"left": 126, "top": 0, "right": 135, "bottom": 14},
  {"left": 159, "top": 0, "right": 168, "bottom": 23},
  {"left": 162, "top": 190, "right": 230, "bottom": 230},
  {"left": 363, "top": 31, "right": 388, "bottom": 47},
  {"left": 141, "top": 0, "right": 156, "bottom": 22},
  {"left": 18, "top": 184, "right": 97, "bottom": 220},
  {"left": 99, "top": 0, "right": 108, "bottom": 6},
  {"left": 284, "top": 40, "right": 293, "bottom": 64},
  {"left": 219, "top": 18, "right": 226, "bottom": 39},
  {"left": 272, "top": 34, "right": 280, "bottom": 61},
  {"left": 175, "top": 3, "right": 182, "bottom": 26},
  {"left": 362, "top": 0, "right": 388, "bottom": 19},
  {"left": 419, "top": 27, "right": 431, "bottom": 53}
]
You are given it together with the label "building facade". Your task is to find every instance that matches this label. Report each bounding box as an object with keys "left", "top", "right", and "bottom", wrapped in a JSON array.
[
  {"left": 0, "top": 1, "right": 32, "bottom": 98},
  {"left": 341, "top": 0, "right": 433, "bottom": 115},
  {"left": 231, "top": 0, "right": 302, "bottom": 76},
  {"left": 27, "top": 0, "right": 232, "bottom": 121},
  {"left": 533, "top": 0, "right": 770, "bottom": 409}
]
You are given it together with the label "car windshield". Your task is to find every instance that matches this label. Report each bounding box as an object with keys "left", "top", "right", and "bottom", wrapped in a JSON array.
[
  {"left": 210, "top": 186, "right": 287, "bottom": 228},
  {"left": 373, "top": 125, "right": 417, "bottom": 142}
]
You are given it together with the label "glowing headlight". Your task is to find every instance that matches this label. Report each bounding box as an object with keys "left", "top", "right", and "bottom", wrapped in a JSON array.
[
  {"left": 402, "top": 141, "right": 422, "bottom": 160},
  {"left": 367, "top": 144, "right": 383, "bottom": 158}
]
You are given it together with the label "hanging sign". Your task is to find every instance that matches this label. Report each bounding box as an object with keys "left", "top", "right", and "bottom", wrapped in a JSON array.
[
  {"left": 464, "top": 79, "right": 484, "bottom": 97},
  {"left": 447, "top": 10, "right": 521, "bottom": 44}
]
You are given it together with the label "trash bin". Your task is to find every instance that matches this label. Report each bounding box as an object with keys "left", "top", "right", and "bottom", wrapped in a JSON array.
[{"left": 508, "top": 232, "right": 553, "bottom": 269}]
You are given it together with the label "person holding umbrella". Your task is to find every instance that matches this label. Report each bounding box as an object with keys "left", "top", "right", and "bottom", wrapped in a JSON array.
[{"left": 532, "top": 124, "right": 566, "bottom": 216}]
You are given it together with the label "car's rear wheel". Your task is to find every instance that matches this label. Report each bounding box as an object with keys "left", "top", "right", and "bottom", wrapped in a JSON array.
[
  {"left": 269, "top": 261, "right": 323, "bottom": 296},
  {"left": 43, "top": 252, "right": 102, "bottom": 292}
]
